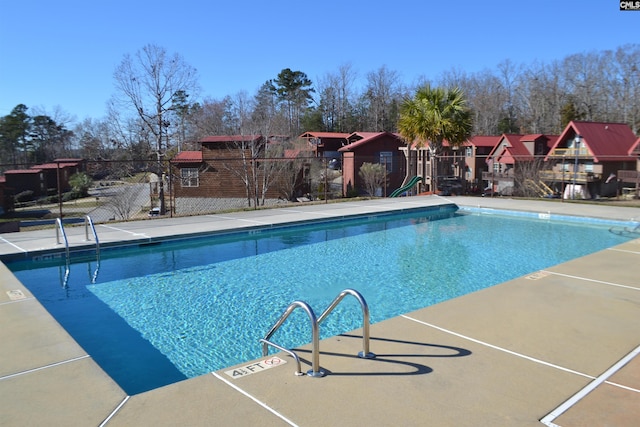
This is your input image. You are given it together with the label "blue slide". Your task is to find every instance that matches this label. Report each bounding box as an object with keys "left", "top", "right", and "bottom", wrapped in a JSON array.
[{"left": 389, "top": 176, "right": 423, "bottom": 197}]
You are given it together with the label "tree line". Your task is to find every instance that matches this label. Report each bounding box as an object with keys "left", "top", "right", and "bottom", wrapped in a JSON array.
[{"left": 1, "top": 43, "right": 638, "bottom": 171}]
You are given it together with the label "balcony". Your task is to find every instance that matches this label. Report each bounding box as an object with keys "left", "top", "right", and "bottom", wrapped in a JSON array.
[
  {"left": 481, "top": 171, "right": 513, "bottom": 181},
  {"left": 618, "top": 170, "right": 640, "bottom": 183},
  {"left": 539, "top": 170, "right": 601, "bottom": 183},
  {"left": 548, "top": 147, "right": 590, "bottom": 157}
]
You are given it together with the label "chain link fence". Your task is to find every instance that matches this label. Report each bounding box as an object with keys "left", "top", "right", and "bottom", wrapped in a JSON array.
[
  {"left": 3, "top": 153, "right": 637, "bottom": 232},
  {"left": 2, "top": 157, "right": 346, "bottom": 231}
]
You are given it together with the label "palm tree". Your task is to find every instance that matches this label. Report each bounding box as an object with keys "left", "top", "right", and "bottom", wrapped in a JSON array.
[{"left": 398, "top": 85, "right": 472, "bottom": 193}]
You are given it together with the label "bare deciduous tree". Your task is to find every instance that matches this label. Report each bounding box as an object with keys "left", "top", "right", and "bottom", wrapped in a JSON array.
[
  {"left": 317, "top": 63, "right": 359, "bottom": 132},
  {"left": 112, "top": 44, "right": 199, "bottom": 214},
  {"left": 105, "top": 185, "right": 140, "bottom": 220},
  {"left": 359, "top": 162, "right": 386, "bottom": 196},
  {"left": 363, "top": 65, "right": 404, "bottom": 132}
]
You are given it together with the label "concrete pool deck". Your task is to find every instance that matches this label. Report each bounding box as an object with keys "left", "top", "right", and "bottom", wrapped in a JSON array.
[{"left": 0, "top": 195, "right": 639, "bottom": 426}]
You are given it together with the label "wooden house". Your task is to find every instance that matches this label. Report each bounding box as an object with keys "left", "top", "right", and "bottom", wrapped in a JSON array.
[
  {"left": 542, "top": 121, "right": 637, "bottom": 198},
  {"left": 338, "top": 132, "right": 406, "bottom": 196},
  {"left": 483, "top": 134, "right": 557, "bottom": 196}
]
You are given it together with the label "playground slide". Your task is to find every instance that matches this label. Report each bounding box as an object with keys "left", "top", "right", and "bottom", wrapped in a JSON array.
[{"left": 389, "top": 176, "right": 423, "bottom": 198}]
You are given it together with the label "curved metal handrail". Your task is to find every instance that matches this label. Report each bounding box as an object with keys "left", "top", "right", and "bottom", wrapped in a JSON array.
[
  {"left": 55, "top": 218, "right": 70, "bottom": 258},
  {"left": 55, "top": 218, "right": 70, "bottom": 288},
  {"left": 262, "top": 300, "right": 324, "bottom": 377},
  {"left": 317, "top": 288, "right": 376, "bottom": 359},
  {"left": 259, "top": 339, "right": 303, "bottom": 376},
  {"left": 84, "top": 216, "right": 100, "bottom": 283},
  {"left": 84, "top": 216, "right": 100, "bottom": 254},
  {"left": 260, "top": 289, "right": 375, "bottom": 378}
]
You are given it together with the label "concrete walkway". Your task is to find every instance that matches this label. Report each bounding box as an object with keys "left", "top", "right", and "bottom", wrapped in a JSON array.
[{"left": 1, "top": 196, "right": 639, "bottom": 426}]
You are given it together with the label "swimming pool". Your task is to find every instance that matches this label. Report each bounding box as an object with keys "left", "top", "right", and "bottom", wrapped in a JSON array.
[{"left": 6, "top": 207, "right": 635, "bottom": 395}]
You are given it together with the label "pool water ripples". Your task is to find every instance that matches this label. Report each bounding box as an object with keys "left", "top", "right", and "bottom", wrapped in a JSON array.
[{"left": 9, "top": 210, "right": 634, "bottom": 394}]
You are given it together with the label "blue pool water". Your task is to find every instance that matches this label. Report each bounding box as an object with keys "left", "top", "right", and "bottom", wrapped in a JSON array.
[{"left": 7, "top": 208, "right": 635, "bottom": 395}]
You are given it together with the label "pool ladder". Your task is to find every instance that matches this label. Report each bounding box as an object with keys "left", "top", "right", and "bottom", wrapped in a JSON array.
[
  {"left": 55, "top": 216, "right": 100, "bottom": 286},
  {"left": 55, "top": 218, "right": 71, "bottom": 287},
  {"left": 260, "top": 288, "right": 375, "bottom": 378}
]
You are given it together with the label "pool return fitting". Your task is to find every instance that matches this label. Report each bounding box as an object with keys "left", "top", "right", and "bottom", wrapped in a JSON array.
[{"left": 260, "top": 288, "right": 375, "bottom": 378}]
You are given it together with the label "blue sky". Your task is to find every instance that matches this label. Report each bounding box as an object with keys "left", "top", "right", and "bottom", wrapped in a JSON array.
[{"left": 0, "top": 0, "right": 637, "bottom": 123}]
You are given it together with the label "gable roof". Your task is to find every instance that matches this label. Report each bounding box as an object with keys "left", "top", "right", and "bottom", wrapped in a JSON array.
[
  {"left": 171, "top": 151, "right": 203, "bottom": 163},
  {"left": 502, "top": 142, "right": 531, "bottom": 163},
  {"left": 487, "top": 134, "right": 522, "bottom": 157},
  {"left": 546, "top": 121, "right": 637, "bottom": 162},
  {"left": 3, "top": 168, "right": 42, "bottom": 175},
  {"left": 465, "top": 135, "right": 501, "bottom": 148},
  {"left": 284, "top": 149, "right": 302, "bottom": 159},
  {"left": 299, "top": 131, "right": 350, "bottom": 139},
  {"left": 545, "top": 135, "right": 559, "bottom": 148},
  {"left": 338, "top": 132, "right": 404, "bottom": 152},
  {"left": 33, "top": 162, "right": 79, "bottom": 170},
  {"left": 629, "top": 137, "right": 640, "bottom": 156},
  {"left": 348, "top": 131, "right": 387, "bottom": 141}
]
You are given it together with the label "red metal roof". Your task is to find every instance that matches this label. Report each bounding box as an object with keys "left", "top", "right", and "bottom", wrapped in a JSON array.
[
  {"left": 628, "top": 137, "right": 640, "bottom": 156},
  {"left": 171, "top": 151, "right": 203, "bottom": 163},
  {"left": 487, "top": 134, "right": 536, "bottom": 164},
  {"left": 547, "top": 121, "right": 637, "bottom": 162},
  {"left": 338, "top": 132, "right": 404, "bottom": 152},
  {"left": 4, "top": 168, "right": 42, "bottom": 174},
  {"left": 348, "top": 131, "right": 382, "bottom": 140},
  {"left": 545, "top": 135, "right": 559, "bottom": 149},
  {"left": 284, "top": 149, "right": 302, "bottom": 159},
  {"left": 487, "top": 134, "right": 521, "bottom": 155},
  {"left": 299, "top": 131, "right": 351, "bottom": 139},
  {"left": 520, "top": 134, "right": 545, "bottom": 141},
  {"left": 34, "top": 162, "right": 78, "bottom": 170}
]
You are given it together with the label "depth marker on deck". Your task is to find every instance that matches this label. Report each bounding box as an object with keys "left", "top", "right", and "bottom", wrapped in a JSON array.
[
  {"left": 6, "top": 289, "right": 26, "bottom": 300},
  {"left": 526, "top": 271, "right": 549, "bottom": 280},
  {"left": 224, "top": 356, "right": 287, "bottom": 378}
]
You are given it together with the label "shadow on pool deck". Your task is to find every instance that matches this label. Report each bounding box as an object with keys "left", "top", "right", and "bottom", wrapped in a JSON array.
[{"left": 1, "top": 196, "right": 639, "bottom": 426}]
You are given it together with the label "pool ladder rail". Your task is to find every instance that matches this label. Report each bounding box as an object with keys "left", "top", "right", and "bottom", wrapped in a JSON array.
[
  {"left": 55, "top": 216, "right": 101, "bottom": 286},
  {"left": 55, "top": 218, "right": 71, "bottom": 287},
  {"left": 260, "top": 288, "right": 375, "bottom": 378}
]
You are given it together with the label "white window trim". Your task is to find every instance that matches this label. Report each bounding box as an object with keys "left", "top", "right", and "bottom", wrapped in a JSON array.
[{"left": 181, "top": 167, "right": 199, "bottom": 187}]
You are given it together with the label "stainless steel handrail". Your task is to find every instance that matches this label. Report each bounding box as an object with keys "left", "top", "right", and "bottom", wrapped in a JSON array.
[
  {"left": 259, "top": 339, "right": 304, "bottom": 376},
  {"left": 84, "top": 215, "right": 100, "bottom": 255},
  {"left": 84, "top": 216, "right": 100, "bottom": 283},
  {"left": 260, "top": 289, "right": 375, "bottom": 378},
  {"left": 317, "top": 288, "right": 376, "bottom": 359},
  {"left": 55, "top": 218, "right": 70, "bottom": 260},
  {"left": 55, "top": 218, "right": 70, "bottom": 288},
  {"left": 261, "top": 300, "right": 324, "bottom": 377}
]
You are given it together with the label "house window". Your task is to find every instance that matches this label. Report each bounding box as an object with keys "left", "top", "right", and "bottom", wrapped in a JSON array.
[
  {"left": 181, "top": 167, "right": 199, "bottom": 187},
  {"left": 465, "top": 147, "right": 473, "bottom": 157},
  {"left": 379, "top": 151, "right": 393, "bottom": 172}
]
